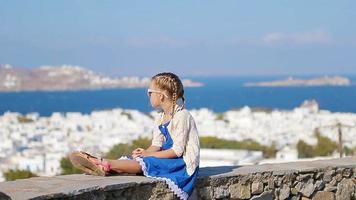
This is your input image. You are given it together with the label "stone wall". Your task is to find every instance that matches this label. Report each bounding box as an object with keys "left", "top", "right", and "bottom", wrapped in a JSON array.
[
  {"left": 196, "top": 158, "right": 355, "bottom": 200},
  {"left": 0, "top": 157, "right": 355, "bottom": 200}
]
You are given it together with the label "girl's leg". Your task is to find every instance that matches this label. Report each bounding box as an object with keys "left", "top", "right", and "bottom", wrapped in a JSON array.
[
  {"left": 70, "top": 151, "right": 143, "bottom": 176},
  {"left": 107, "top": 159, "right": 143, "bottom": 174}
]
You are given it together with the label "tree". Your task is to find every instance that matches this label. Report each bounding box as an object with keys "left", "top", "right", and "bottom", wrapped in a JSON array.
[
  {"left": 297, "top": 140, "right": 314, "bottom": 158},
  {"left": 4, "top": 169, "right": 37, "bottom": 181},
  {"left": 344, "top": 146, "right": 356, "bottom": 156},
  {"left": 263, "top": 142, "right": 278, "bottom": 159},
  {"left": 314, "top": 130, "right": 337, "bottom": 156},
  {"left": 297, "top": 129, "right": 338, "bottom": 158}
]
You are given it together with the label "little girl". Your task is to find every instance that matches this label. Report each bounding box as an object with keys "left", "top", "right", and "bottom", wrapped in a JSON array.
[{"left": 70, "top": 72, "right": 200, "bottom": 200}]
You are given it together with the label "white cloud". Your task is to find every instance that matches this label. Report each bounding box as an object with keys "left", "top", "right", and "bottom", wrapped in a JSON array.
[{"left": 262, "top": 30, "right": 332, "bottom": 45}]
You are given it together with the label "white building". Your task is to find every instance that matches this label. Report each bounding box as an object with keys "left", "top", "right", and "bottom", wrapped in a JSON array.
[{"left": 0, "top": 101, "right": 355, "bottom": 181}]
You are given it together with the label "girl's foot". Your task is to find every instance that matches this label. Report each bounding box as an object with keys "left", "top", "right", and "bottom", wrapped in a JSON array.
[{"left": 69, "top": 151, "right": 111, "bottom": 176}]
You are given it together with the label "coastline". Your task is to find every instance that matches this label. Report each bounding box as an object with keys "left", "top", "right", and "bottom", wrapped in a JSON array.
[{"left": 244, "top": 76, "right": 352, "bottom": 87}]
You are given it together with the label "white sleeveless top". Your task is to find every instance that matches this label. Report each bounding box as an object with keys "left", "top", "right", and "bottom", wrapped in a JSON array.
[{"left": 151, "top": 104, "right": 200, "bottom": 176}]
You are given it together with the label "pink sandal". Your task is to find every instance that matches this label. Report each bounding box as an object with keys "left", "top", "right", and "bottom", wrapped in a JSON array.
[{"left": 69, "top": 151, "right": 112, "bottom": 176}]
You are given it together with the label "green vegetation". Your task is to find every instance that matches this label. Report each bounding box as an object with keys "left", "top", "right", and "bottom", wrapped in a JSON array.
[
  {"left": 200, "top": 136, "right": 277, "bottom": 158},
  {"left": 17, "top": 116, "right": 34, "bottom": 123},
  {"left": 4, "top": 169, "right": 38, "bottom": 181},
  {"left": 106, "top": 137, "right": 151, "bottom": 159},
  {"left": 105, "top": 143, "right": 132, "bottom": 159},
  {"left": 344, "top": 146, "right": 356, "bottom": 156},
  {"left": 215, "top": 113, "right": 229, "bottom": 123},
  {"left": 297, "top": 129, "right": 338, "bottom": 158},
  {"left": 296, "top": 140, "right": 315, "bottom": 158},
  {"left": 60, "top": 157, "right": 82, "bottom": 175}
]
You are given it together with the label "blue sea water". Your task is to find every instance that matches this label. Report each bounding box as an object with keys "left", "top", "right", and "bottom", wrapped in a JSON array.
[{"left": 1, "top": 76, "right": 356, "bottom": 116}]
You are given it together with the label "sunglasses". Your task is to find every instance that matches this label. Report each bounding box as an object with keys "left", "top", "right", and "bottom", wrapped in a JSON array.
[{"left": 147, "top": 89, "right": 169, "bottom": 98}]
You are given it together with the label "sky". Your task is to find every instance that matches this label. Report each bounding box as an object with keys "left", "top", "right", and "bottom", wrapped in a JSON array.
[{"left": 0, "top": 0, "right": 356, "bottom": 77}]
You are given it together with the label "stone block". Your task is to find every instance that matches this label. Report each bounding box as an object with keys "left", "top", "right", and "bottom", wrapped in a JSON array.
[
  {"left": 214, "top": 185, "right": 229, "bottom": 199},
  {"left": 253, "top": 173, "right": 263, "bottom": 182},
  {"left": 314, "top": 180, "right": 325, "bottom": 190},
  {"left": 342, "top": 168, "right": 352, "bottom": 178},
  {"left": 198, "top": 186, "right": 214, "bottom": 200},
  {"left": 315, "top": 172, "right": 323, "bottom": 180},
  {"left": 250, "top": 191, "right": 273, "bottom": 200},
  {"left": 229, "top": 183, "right": 251, "bottom": 199},
  {"left": 334, "top": 173, "right": 343, "bottom": 182},
  {"left": 267, "top": 178, "right": 275, "bottom": 190},
  {"left": 290, "top": 195, "right": 301, "bottom": 200},
  {"left": 295, "top": 182, "right": 304, "bottom": 192},
  {"left": 251, "top": 181, "right": 264, "bottom": 195},
  {"left": 313, "top": 191, "right": 335, "bottom": 200},
  {"left": 300, "top": 180, "right": 315, "bottom": 197},
  {"left": 323, "top": 170, "right": 335, "bottom": 182},
  {"left": 298, "top": 174, "right": 313, "bottom": 181},
  {"left": 335, "top": 179, "right": 354, "bottom": 200},
  {"left": 329, "top": 179, "right": 338, "bottom": 186},
  {"left": 290, "top": 187, "right": 299, "bottom": 195},
  {"left": 325, "top": 185, "right": 337, "bottom": 192},
  {"left": 239, "top": 175, "right": 251, "bottom": 185}
]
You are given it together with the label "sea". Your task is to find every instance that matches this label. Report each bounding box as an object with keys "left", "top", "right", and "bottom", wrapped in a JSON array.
[{"left": 1, "top": 75, "right": 356, "bottom": 116}]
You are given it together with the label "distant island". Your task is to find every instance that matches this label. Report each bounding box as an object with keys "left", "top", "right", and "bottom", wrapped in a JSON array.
[
  {"left": 0, "top": 64, "right": 204, "bottom": 92},
  {"left": 244, "top": 76, "right": 352, "bottom": 87}
]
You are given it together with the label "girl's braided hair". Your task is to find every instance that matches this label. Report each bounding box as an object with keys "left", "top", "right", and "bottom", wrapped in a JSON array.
[{"left": 151, "top": 72, "right": 185, "bottom": 118}]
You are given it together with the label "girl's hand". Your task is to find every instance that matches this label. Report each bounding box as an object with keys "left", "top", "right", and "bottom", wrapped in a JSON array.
[
  {"left": 132, "top": 149, "right": 152, "bottom": 158},
  {"left": 132, "top": 148, "right": 145, "bottom": 155},
  {"left": 132, "top": 148, "right": 145, "bottom": 158}
]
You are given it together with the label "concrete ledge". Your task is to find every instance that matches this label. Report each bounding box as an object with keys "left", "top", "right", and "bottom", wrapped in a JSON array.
[{"left": 0, "top": 157, "right": 355, "bottom": 200}]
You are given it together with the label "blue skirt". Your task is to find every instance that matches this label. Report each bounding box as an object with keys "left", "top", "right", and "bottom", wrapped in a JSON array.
[
  {"left": 118, "top": 155, "right": 199, "bottom": 200},
  {"left": 120, "top": 121, "right": 199, "bottom": 200}
]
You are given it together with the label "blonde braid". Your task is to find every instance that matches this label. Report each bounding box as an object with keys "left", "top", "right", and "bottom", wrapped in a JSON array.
[
  {"left": 169, "top": 77, "right": 178, "bottom": 133},
  {"left": 171, "top": 77, "right": 178, "bottom": 117}
]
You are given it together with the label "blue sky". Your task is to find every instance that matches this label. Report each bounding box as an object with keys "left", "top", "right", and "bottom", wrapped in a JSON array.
[{"left": 0, "top": 0, "right": 355, "bottom": 77}]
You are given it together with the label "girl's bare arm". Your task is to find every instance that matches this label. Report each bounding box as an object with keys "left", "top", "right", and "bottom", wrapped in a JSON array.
[
  {"left": 144, "top": 149, "right": 177, "bottom": 158},
  {"left": 145, "top": 145, "right": 161, "bottom": 153}
]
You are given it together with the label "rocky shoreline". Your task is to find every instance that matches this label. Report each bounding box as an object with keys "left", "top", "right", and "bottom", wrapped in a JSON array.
[
  {"left": 245, "top": 76, "right": 352, "bottom": 87},
  {"left": 0, "top": 64, "right": 203, "bottom": 92}
]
